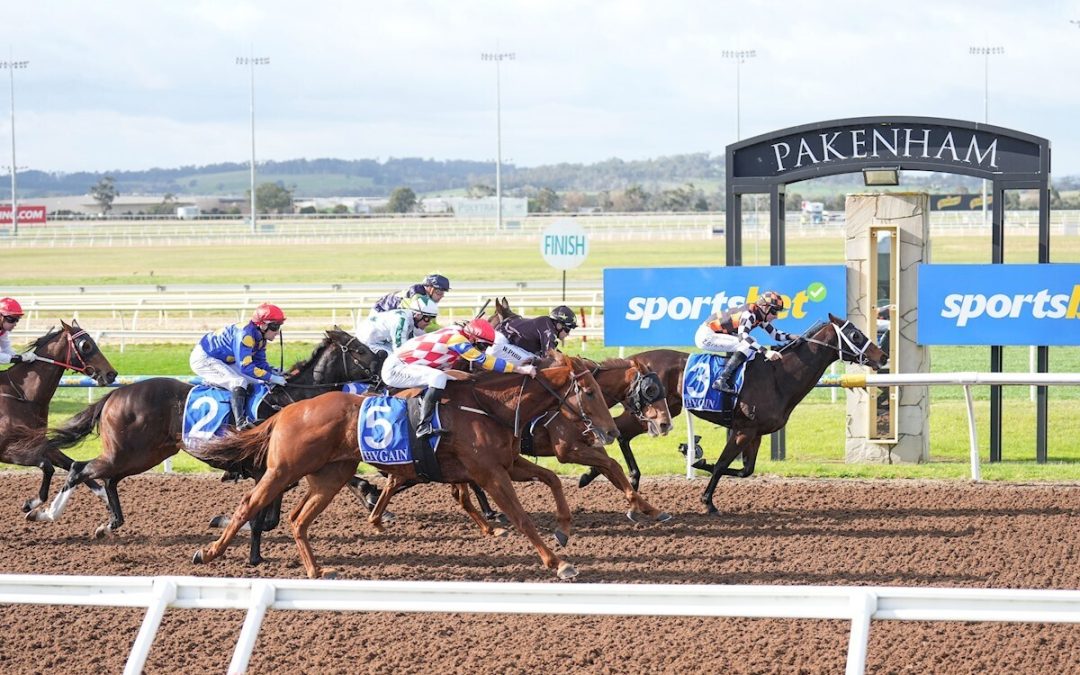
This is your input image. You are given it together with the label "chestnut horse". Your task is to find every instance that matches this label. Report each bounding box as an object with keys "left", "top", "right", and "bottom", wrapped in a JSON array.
[
  {"left": 1, "top": 321, "right": 117, "bottom": 512},
  {"left": 578, "top": 315, "right": 888, "bottom": 514},
  {"left": 350, "top": 353, "right": 675, "bottom": 529},
  {"left": 191, "top": 351, "right": 619, "bottom": 580},
  {"left": 26, "top": 329, "right": 379, "bottom": 551}
]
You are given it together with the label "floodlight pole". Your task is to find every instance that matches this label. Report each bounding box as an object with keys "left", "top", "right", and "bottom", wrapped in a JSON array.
[
  {"left": 236, "top": 52, "right": 269, "bottom": 235},
  {"left": 969, "top": 45, "right": 1003, "bottom": 228},
  {"left": 480, "top": 51, "right": 514, "bottom": 230},
  {"left": 721, "top": 49, "right": 756, "bottom": 142},
  {"left": 2, "top": 54, "right": 28, "bottom": 237}
]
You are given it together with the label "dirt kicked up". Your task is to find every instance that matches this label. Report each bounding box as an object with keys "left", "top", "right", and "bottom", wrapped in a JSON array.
[{"left": 0, "top": 471, "right": 1078, "bottom": 674}]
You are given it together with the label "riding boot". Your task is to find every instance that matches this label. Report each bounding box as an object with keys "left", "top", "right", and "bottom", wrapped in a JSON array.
[
  {"left": 415, "top": 387, "right": 447, "bottom": 439},
  {"left": 230, "top": 385, "right": 253, "bottom": 430},
  {"left": 711, "top": 351, "right": 747, "bottom": 394}
]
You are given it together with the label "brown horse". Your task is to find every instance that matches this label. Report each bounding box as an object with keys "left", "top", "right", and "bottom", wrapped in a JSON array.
[
  {"left": 191, "top": 351, "right": 619, "bottom": 580},
  {"left": 579, "top": 315, "right": 888, "bottom": 514},
  {"left": 350, "top": 353, "right": 675, "bottom": 529},
  {"left": 0, "top": 321, "right": 117, "bottom": 512},
  {"left": 26, "top": 329, "right": 379, "bottom": 550}
]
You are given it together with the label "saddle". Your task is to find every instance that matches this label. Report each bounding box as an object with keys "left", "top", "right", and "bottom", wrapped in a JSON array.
[
  {"left": 356, "top": 393, "right": 444, "bottom": 481},
  {"left": 182, "top": 384, "right": 269, "bottom": 445},
  {"left": 681, "top": 353, "right": 742, "bottom": 424}
]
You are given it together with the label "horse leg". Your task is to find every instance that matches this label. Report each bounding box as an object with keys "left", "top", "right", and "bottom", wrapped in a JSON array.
[
  {"left": 470, "top": 483, "right": 507, "bottom": 524},
  {"left": 346, "top": 475, "right": 395, "bottom": 523},
  {"left": 193, "top": 470, "right": 292, "bottom": 566},
  {"left": 561, "top": 443, "right": 669, "bottom": 524},
  {"left": 26, "top": 459, "right": 88, "bottom": 523},
  {"left": 577, "top": 466, "right": 601, "bottom": 488},
  {"left": 450, "top": 483, "right": 506, "bottom": 538},
  {"left": 44, "top": 448, "right": 108, "bottom": 507},
  {"left": 478, "top": 468, "right": 576, "bottom": 579},
  {"left": 367, "top": 473, "right": 407, "bottom": 532},
  {"left": 289, "top": 462, "right": 355, "bottom": 579},
  {"left": 247, "top": 495, "right": 284, "bottom": 567},
  {"left": 700, "top": 433, "right": 756, "bottom": 515},
  {"left": 23, "top": 460, "right": 54, "bottom": 513},
  {"left": 508, "top": 457, "right": 573, "bottom": 547},
  {"left": 94, "top": 477, "right": 125, "bottom": 538},
  {"left": 618, "top": 438, "right": 643, "bottom": 491}
]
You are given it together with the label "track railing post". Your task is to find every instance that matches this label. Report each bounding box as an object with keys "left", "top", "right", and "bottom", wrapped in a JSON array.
[
  {"left": 228, "top": 580, "right": 276, "bottom": 675},
  {"left": 123, "top": 577, "right": 177, "bottom": 675},
  {"left": 846, "top": 590, "right": 877, "bottom": 675}
]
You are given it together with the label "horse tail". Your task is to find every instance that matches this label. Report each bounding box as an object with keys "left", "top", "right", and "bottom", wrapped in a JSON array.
[
  {"left": 190, "top": 416, "right": 280, "bottom": 468},
  {"left": 46, "top": 389, "right": 118, "bottom": 451}
]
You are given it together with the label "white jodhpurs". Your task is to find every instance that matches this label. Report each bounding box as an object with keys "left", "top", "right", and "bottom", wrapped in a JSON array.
[
  {"left": 190, "top": 345, "right": 258, "bottom": 389},
  {"left": 693, "top": 324, "right": 756, "bottom": 359},
  {"left": 488, "top": 337, "right": 534, "bottom": 366},
  {"left": 381, "top": 354, "right": 448, "bottom": 389}
]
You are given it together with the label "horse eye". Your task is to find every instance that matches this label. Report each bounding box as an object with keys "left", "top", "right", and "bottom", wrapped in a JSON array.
[{"left": 79, "top": 339, "right": 94, "bottom": 354}]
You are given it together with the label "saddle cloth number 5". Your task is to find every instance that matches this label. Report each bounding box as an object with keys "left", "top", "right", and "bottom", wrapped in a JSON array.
[{"left": 363, "top": 402, "right": 396, "bottom": 450}]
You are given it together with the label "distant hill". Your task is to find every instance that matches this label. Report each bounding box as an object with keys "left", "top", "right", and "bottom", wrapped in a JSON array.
[{"left": 15, "top": 154, "right": 1080, "bottom": 199}]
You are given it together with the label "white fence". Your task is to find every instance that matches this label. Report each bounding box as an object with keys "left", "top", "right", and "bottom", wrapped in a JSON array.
[{"left": 2, "top": 574, "right": 1079, "bottom": 675}]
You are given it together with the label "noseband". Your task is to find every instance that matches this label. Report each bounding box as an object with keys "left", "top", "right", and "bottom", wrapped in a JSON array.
[{"left": 800, "top": 321, "right": 876, "bottom": 366}]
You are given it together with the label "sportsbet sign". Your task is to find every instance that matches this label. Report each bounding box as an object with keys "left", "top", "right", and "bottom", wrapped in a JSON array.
[
  {"left": 603, "top": 265, "right": 846, "bottom": 347},
  {"left": 918, "top": 264, "right": 1080, "bottom": 345}
]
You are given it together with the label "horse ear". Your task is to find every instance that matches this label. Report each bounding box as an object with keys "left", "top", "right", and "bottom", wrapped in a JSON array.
[
  {"left": 828, "top": 313, "right": 840, "bottom": 324},
  {"left": 61, "top": 319, "right": 71, "bottom": 331}
]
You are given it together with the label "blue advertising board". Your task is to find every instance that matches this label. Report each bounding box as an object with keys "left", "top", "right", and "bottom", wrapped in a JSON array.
[
  {"left": 603, "top": 265, "right": 847, "bottom": 347},
  {"left": 917, "top": 264, "right": 1080, "bottom": 345}
]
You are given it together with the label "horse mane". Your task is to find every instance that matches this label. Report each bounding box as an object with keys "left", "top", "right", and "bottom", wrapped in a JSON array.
[
  {"left": 285, "top": 334, "right": 335, "bottom": 374},
  {"left": 31, "top": 328, "right": 63, "bottom": 350},
  {"left": 597, "top": 357, "right": 633, "bottom": 370}
]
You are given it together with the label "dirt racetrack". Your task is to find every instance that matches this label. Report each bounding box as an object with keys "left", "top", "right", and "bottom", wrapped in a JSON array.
[{"left": 0, "top": 471, "right": 1078, "bottom": 674}]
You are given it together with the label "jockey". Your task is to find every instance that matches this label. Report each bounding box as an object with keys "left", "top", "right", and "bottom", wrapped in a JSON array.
[
  {"left": 371, "top": 273, "right": 451, "bottom": 315},
  {"left": 496, "top": 305, "right": 578, "bottom": 361},
  {"left": 0, "top": 297, "right": 34, "bottom": 365},
  {"left": 382, "top": 317, "right": 536, "bottom": 439},
  {"left": 189, "top": 302, "right": 287, "bottom": 429},
  {"left": 358, "top": 295, "right": 438, "bottom": 357},
  {"left": 695, "top": 291, "right": 794, "bottom": 394}
]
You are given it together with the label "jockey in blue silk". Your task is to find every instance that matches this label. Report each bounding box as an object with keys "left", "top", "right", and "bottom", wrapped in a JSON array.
[
  {"left": 0, "top": 297, "right": 35, "bottom": 366},
  {"left": 381, "top": 318, "right": 535, "bottom": 439},
  {"left": 357, "top": 295, "right": 438, "bottom": 357},
  {"left": 371, "top": 273, "right": 451, "bottom": 315},
  {"left": 694, "top": 291, "right": 794, "bottom": 394},
  {"left": 189, "top": 302, "right": 287, "bottom": 429}
]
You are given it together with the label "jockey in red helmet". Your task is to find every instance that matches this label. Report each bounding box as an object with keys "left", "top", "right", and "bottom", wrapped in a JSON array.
[
  {"left": 0, "top": 297, "right": 34, "bottom": 366},
  {"left": 382, "top": 317, "right": 535, "bottom": 439},
  {"left": 695, "top": 291, "right": 795, "bottom": 394},
  {"left": 189, "top": 302, "right": 288, "bottom": 429}
]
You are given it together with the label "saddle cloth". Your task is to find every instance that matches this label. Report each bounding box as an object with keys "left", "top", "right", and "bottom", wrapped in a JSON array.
[
  {"left": 681, "top": 353, "right": 743, "bottom": 413},
  {"left": 182, "top": 384, "right": 269, "bottom": 445},
  {"left": 356, "top": 394, "right": 443, "bottom": 478}
]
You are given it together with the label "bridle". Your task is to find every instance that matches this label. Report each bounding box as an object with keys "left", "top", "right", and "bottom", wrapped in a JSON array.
[
  {"left": 31, "top": 328, "right": 101, "bottom": 376},
  {"left": 799, "top": 320, "right": 877, "bottom": 367},
  {"left": 271, "top": 335, "right": 383, "bottom": 407},
  {"left": 623, "top": 370, "right": 665, "bottom": 423}
]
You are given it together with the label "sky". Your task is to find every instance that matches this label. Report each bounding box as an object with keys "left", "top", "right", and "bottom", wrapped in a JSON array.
[{"left": 5, "top": 0, "right": 1080, "bottom": 176}]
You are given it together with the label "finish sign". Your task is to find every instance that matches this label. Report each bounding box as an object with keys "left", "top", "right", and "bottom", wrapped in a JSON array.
[{"left": 540, "top": 219, "right": 589, "bottom": 270}]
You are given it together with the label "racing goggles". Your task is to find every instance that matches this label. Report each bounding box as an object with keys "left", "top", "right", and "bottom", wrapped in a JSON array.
[{"left": 2, "top": 315, "right": 19, "bottom": 325}]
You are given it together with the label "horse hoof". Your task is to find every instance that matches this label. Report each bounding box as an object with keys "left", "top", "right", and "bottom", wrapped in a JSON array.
[
  {"left": 577, "top": 473, "right": 595, "bottom": 489},
  {"left": 626, "top": 510, "right": 647, "bottom": 524},
  {"left": 93, "top": 525, "right": 110, "bottom": 539},
  {"left": 25, "top": 507, "right": 48, "bottom": 522},
  {"left": 192, "top": 550, "right": 205, "bottom": 565},
  {"left": 21, "top": 498, "right": 38, "bottom": 513},
  {"left": 491, "top": 527, "right": 508, "bottom": 538},
  {"left": 208, "top": 515, "right": 228, "bottom": 528},
  {"left": 554, "top": 530, "right": 569, "bottom": 548},
  {"left": 248, "top": 557, "right": 264, "bottom": 567},
  {"left": 322, "top": 569, "right": 338, "bottom": 580},
  {"left": 656, "top": 512, "right": 673, "bottom": 523},
  {"left": 556, "top": 562, "right": 578, "bottom": 580},
  {"left": 382, "top": 510, "right": 396, "bottom": 524}
]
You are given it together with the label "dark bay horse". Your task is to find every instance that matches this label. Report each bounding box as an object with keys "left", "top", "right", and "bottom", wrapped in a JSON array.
[
  {"left": 192, "top": 351, "right": 619, "bottom": 580},
  {"left": 26, "top": 329, "right": 379, "bottom": 548},
  {"left": 0, "top": 321, "right": 117, "bottom": 512},
  {"left": 579, "top": 315, "right": 887, "bottom": 514}
]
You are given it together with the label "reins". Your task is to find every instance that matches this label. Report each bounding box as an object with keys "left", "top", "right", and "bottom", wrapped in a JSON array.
[{"left": 796, "top": 321, "right": 876, "bottom": 366}]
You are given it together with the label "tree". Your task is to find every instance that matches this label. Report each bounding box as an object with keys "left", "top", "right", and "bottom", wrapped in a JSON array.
[
  {"left": 386, "top": 186, "right": 418, "bottom": 213},
  {"left": 146, "top": 193, "right": 177, "bottom": 216},
  {"left": 528, "top": 187, "right": 560, "bottom": 213},
  {"left": 253, "top": 182, "right": 294, "bottom": 213},
  {"left": 90, "top": 176, "right": 118, "bottom": 214},
  {"left": 467, "top": 184, "right": 495, "bottom": 198}
]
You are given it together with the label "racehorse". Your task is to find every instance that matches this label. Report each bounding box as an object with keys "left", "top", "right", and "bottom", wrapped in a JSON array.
[
  {"left": 348, "top": 352, "right": 675, "bottom": 529},
  {"left": 26, "top": 329, "right": 380, "bottom": 553},
  {"left": 578, "top": 315, "right": 887, "bottom": 514},
  {"left": 191, "top": 351, "right": 620, "bottom": 580},
  {"left": 1, "top": 321, "right": 117, "bottom": 512}
]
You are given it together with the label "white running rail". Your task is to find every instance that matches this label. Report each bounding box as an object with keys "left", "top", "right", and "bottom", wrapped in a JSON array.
[{"left": 1, "top": 575, "right": 1079, "bottom": 675}]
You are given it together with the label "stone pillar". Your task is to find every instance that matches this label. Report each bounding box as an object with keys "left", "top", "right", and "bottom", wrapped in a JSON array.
[{"left": 844, "top": 193, "right": 929, "bottom": 463}]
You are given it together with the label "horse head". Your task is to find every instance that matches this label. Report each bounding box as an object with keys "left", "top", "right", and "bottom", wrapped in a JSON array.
[
  {"left": 27, "top": 320, "right": 117, "bottom": 385},
  {"left": 311, "top": 327, "right": 383, "bottom": 385},
  {"left": 539, "top": 351, "right": 620, "bottom": 447},
  {"left": 489, "top": 297, "right": 522, "bottom": 332},
  {"left": 824, "top": 313, "right": 888, "bottom": 370},
  {"left": 623, "top": 360, "right": 672, "bottom": 437}
]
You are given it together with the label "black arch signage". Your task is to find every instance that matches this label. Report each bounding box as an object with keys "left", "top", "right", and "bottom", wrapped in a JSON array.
[{"left": 723, "top": 115, "right": 1052, "bottom": 464}]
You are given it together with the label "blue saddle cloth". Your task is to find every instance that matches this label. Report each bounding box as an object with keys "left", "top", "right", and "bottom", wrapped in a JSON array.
[
  {"left": 181, "top": 384, "right": 269, "bottom": 445},
  {"left": 356, "top": 394, "right": 442, "bottom": 466},
  {"left": 681, "top": 353, "right": 743, "bottom": 413},
  {"left": 342, "top": 381, "right": 372, "bottom": 395}
]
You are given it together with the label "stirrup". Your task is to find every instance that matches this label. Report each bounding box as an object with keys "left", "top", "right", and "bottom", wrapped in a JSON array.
[
  {"left": 416, "top": 424, "right": 448, "bottom": 438},
  {"left": 235, "top": 418, "right": 255, "bottom": 431}
]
